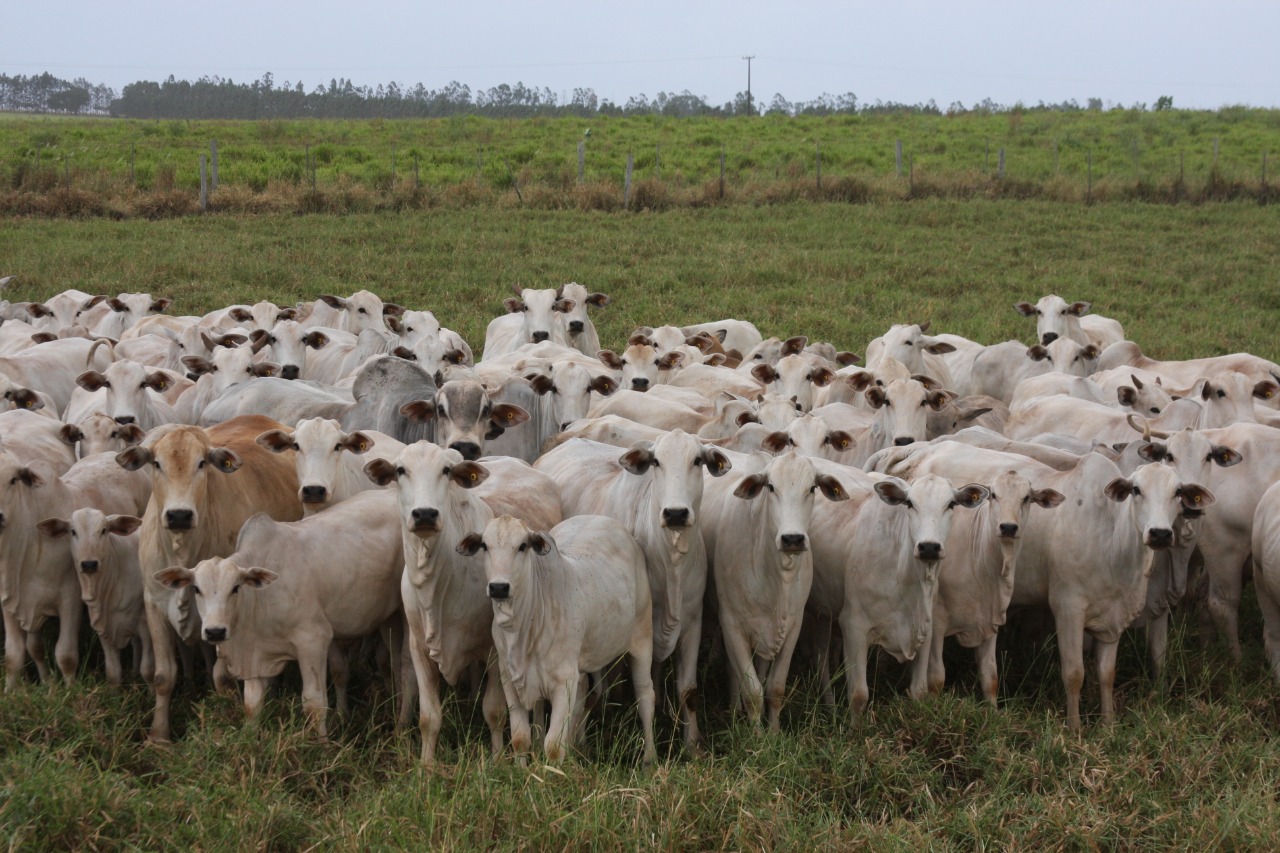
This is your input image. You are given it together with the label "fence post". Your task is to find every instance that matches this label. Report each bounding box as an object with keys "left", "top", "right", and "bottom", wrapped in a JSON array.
[
  {"left": 577, "top": 141, "right": 585, "bottom": 183},
  {"left": 719, "top": 147, "right": 726, "bottom": 199},
  {"left": 130, "top": 143, "right": 136, "bottom": 186},
  {"left": 210, "top": 139, "right": 219, "bottom": 190},
  {"left": 896, "top": 139, "right": 903, "bottom": 177},
  {"left": 624, "top": 153, "right": 634, "bottom": 208},
  {"left": 998, "top": 148, "right": 1005, "bottom": 179},
  {"left": 200, "top": 154, "right": 208, "bottom": 211}
]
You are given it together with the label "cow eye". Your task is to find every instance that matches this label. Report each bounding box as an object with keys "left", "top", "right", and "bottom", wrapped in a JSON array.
[
  {"left": 1131, "top": 486, "right": 1142, "bottom": 496},
  {"left": 192, "top": 586, "right": 202, "bottom": 596},
  {"left": 947, "top": 500, "right": 957, "bottom": 510},
  {"left": 335, "top": 444, "right": 343, "bottom": 451},
  {"left": 808, "top": 484, "right": 817, "bottom": 493},
  {"left": 1216, "top": 390, "right": 1225, "bottom": 399},
  {"left": 518, "top": 542, "right": 527, "bottom": 552},
  {"left": 72, "top": 529, "right": 79, "bottom": 537},
  {"left": 765, "top": 483, "right": 775, "bottom": 492},
  {"left": 693, "top": 458, "right": 704, "bottom": 467},
  {"left": 396, "top": 466, "right": 406, "bottom": 476},
  {"left": 1150, "top": 407, "right": 1160, "bottom": 414},
  {"left": 753, "top": 354, "right": 763, "bottom": 360},
  {"left": 152, "top": 460, "right": 162, "bottom": 471},
  {"left": 357, "top": 307, "right": 368, "bottom": 314},
  {"left": 232, "top": 584, "right": 241, "bottom": 595},
  {"left": 904, "top": 499, "right": 915, "bottom": 509},
  {"left": 198, "top": 460, "right": 206, "bottom": 469},
  {"left": 139, "top": 382, "right": 148, "bottom": 389}
]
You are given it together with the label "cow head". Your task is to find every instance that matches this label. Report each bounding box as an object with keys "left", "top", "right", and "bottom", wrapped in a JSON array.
[
  {"left": 399, "top": 379, "right": 530, "bottom": 461},
  {"left": 873, "top": 475, "right": 989, "bottom": 563},
  {"left": 364, "top": 442, "right": 488, "bottom": 543},
  {"left": 116, "top": 426, "right": 242, "bottom": 532},
  {"left": 732, "top": 451, "right": 849, "bottom": 561},
  {"left": 258, "top": 418, "right": 377, "bottom": 513},
  {"left": 155, "top": 556, "right": 277, "bottom": 644}
]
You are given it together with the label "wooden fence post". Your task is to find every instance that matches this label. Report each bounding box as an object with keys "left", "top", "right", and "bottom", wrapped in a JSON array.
[
  {"left": 200, "top": 154, "right": 208, "bottom": 211},
  {"left": 624, "top": 153, "right": 634, "bottom": 209},
  {"left": 896, "top": 139, "right": 903, "bottom": 177},
  {"left": 210, "top": 139, "right": 219, "bottom": 190}
]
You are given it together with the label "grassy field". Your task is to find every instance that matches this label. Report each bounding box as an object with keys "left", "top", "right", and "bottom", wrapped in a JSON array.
[
  {"left": 2, "top": 201, "right": 1280, "bottom": 849},
  {"left": 3, "top": 109, "right": 1279, "bottom": 215}
]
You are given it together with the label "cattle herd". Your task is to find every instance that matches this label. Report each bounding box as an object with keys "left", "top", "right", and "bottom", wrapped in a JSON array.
[{"left": 2, "top": 283, "right": 1280, "bottom": 765}]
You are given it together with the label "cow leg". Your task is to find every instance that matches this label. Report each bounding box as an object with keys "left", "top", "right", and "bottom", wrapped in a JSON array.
[
  {"left": 1256, "top": 572, "right": 1280, "bottom": 685},
  {"left": 1202, "top": 531, "right": 1250, "bottom": 663},
  {"left": 629, "top": 634, "right": 658, "bottom": 765},
  {"left": 213, "top": 656, "right": 237, "bottom": 696},
  {"left": 675, "top": 614, "right": 704, "bottom": 753},
  {"left": 571, "top": 673, "right": 591, "bottom": 749},
  {"left": 407, "top": 628, "right": 442, "bottom": 768},
  {"left": 3, "top": 609, "right": 28, "bottom": 689},
  {"left": 139, "top": 628, "right": 155, "bottom": 687},
  {"left": 390, "top": 620, "right": 417, "bottom": 733},
  {"left": 26, "top": 628, "right": 49, "bottom": 683},
  {"left": 243, "top": 677, "right": 269, "bottom": 722},
  {"left": 976, "top": 635, "right": 999, "bottom": 705},
  {"left": 765, "top": 623, "right": 803, "bottom": 733},
  {"left": 908, "top": 617, "right": 939, "bottom": 700},
  {"left": 481, "top": 658, "right": 507, "bottom": 758},
  {"left": 839, "top": 613, "right": 870, "bottom": 723},
  {"left": 299, "top": 643, "right": 330, "bottom": 739},
  {"left": 500, "top": 667, "right": 533, "bottom": 764},
  {"left": 544, "top": 678, "right": 575, "bottom": 763},
  {"left": 1145, "top": 612, "right": 1170, "bottom": 683},
  {"left": 720, "top": 616, "right": 763, "bottom": 725},
  {"left": 327, "top": 641, "right": 350, "bottom": 718},
  {"left": 145, "top": 601, "right": 179, "bottom": 742},
  {"left": 102, "top": 642, "right": 124, "bottom": 688},
  {"left": 55, "top": 590, "right": 83, "bottom": 685},
  {"left": 1095, "top": 636, "right": 1120, "bottom": 724},
  {"left": 1052, "top": 604, "right": 1087, "bottom": 731}
]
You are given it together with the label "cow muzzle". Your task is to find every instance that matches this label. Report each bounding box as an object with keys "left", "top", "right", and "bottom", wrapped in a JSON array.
[
  {"left": 204, "top": 626, "right": 228, "bottom": 643},
  {"left": 280, "top": 365, "right": 301, "bottom": 380},
  {"left": 410, "top": 507, "right": 441, "bottom": 534},
  {"left": 449, "top": 441, "right": 481, "bottom": 461},
  {"left": 114, "top": 415, "right": 137, "bottom": 426},
  {"left": 779, "top": 533, "right": 807, "bottom": 553},
  {"left": 79, "top": 560, "right": 100, "bottom": 574},
  {"left": 1146, "top": 528, "right": 1174, "bottom": 550},
  {"left": 164, "top": 508, "right": 195, "bottom": 530},
  {"left": 1041, "top": 332, "right": 1059, "bottom": 345},
  {"left": 998, "top": 523, "right": 1020, "bottom": 540},
  {"left": 661, "top": 507, "right": 690, "bottom": 528},
  {"left": 893, "top": 437, "right": 916, "bottom": 447},
  {"left": 301, "top": 485, "right": 329, "bottom": 504},
  {"left": 531, "top": 331, "right": 550, "bottom": 344},
  {"left": 631, "top": 378, "right": 650, "bottom": 392},
  {"left": 568, "top": 321, "right": 585, "bottom": 335},
  {"left": 916, "top": 541, "right": 944, "bottom": 561},
  {"left": 488, "top": 581, "right": 511, "bottom": 600}
]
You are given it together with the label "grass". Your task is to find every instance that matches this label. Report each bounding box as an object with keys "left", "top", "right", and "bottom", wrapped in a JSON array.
[
  {"left": 2, "top": 200, "right": 1280, "bottom": 848},
  {"left": 3, "top": 109, "right": 1279, "bottom": 216}
]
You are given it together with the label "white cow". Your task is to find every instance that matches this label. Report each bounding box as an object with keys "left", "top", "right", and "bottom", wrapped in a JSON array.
[
  {"left": 256, "top": 418, "right": 406, "bottom": 514},
  {"left": 1015, "top": 295, "right": 1125, "bottom": 349},
  {"left": 481, "top": 286, "right": 574, "bottom": 360},
  {"left": 1252, "top": 481, "right": 1280, "bottom": 685},
  {"left": 457, "top": 513, "right": 657, "bottom": 764}
]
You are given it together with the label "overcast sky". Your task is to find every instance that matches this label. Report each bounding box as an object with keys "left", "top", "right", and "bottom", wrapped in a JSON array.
[{"left": 5, "top": 1, "right": 1277, "bottom": 110}]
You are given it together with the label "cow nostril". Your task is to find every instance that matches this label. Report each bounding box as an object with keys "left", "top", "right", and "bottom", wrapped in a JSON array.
[
  {"left": 917, "top": 541, "right": 943, "bottom": 560},
  {"left": 631, "top": 379, "right": 650, "bottom": 391},
  {"left": 662, "top": 507, "right": 690, "bottom": 528},
  {"left": 568, "top": 321, "right": 584, "bottom": 334},
  {"left": 1041, "top": 332, "right": 1059, "bottom": 345},
  {"left": 449, "top": 441, "right": 481, "bottom": 461},
  {"left": 998, "top": 523, "right": 1020, "bottom": 539},
  {"left": 281, "top": 365, "right": 300, "bottom": 380},
  {"left": 114, "top": 416, "right": 136, "bottom": 425},
  {"left": 894, "top": 437, "right": 915, "bottom": 447},
  {"left": 204, "top": 627, "right": 227, "bottom": 643},
  {"left": 410, "top": 507, "right": 440, "bottom": 530},
  {"left": 488, "top": 582, "right": 510, "bottom": 600},
  {"left": 780, "top": 533, "right": 807, "bottom": 551},
  {"left": 164, "top": 509, "right": 194, "bottom": 530},
  {"left": 301, "top": 485, "right": 328, "bottom": 503},
  {"left": 531, "top": 331, "right": 550, "bottom": 343},
  {"left": 80, "top": 560, "right": 100, "bottom": 573},
  {"left": 1148, "top": 528, "right": 1174, "bottom": 548}
]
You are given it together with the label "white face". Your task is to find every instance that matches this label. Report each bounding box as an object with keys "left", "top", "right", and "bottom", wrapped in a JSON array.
[
  {"left": 1108, "top": 462, "right": 1213, "bottom": 550},
  {"left": 735, "top": 451, "right": 841, "bottom": 556},
  {"left": 615, "top": 343, "right": 682, "bottom": 392},
  {"left": 558, "top": 283, "right": 600, "bottom": 342},
  {"left": 287, "top": 418, "right": 371, "bottom": 510},
  {"left": 340, "top": 290, "right": 389, "bottom": 336},
  {"left": 468, "top": 515, "right": 543, "bottom": 609},
  {"left": 513, "top": 288, "right": 569, "bottom": 346},
  {"left": 58, "top": 509, "right": 141, "bottom": 603},
  {"left": 1042, "top": 336, "right": 1098, "bottom": 377},
  {"left": 395, "top": 310, "right": 442, "bottom": 347},
  {"left": 874, "top": 474, "right": 989, "bottom": 562},
  {"left": 768, "top": 355, "right": 830, "bottom": 413},
  {"left": 764, "top": 414, "right": 853, "bottom": 461},
  {"left": 876, "top": 325, "right": 931, "bottom": 374},
  {"left": 75, "top": 413, "right": 143, "bottom": 457},
  {"left": 1027, "top": 294, "right": 1088, "bottom": 345},
  {"left": 869, "top": 377, "right": 941, "bottom": 448},
  {"left": 621, "top": 430, "right": 727, "bottom": 531},
  {"left": 160, "top": 557, "right": 276, "bottom": 644},
  {"left": 78, "top": 360, "right": 170, "bottom": 426},
  {"left": 377, "top": 442, "right": 483, "bottom": 539},
  {"left": 754, "top": 393, "right": 803, "bottom": 431},
  {"left": 1197, "top": 371, "right": 1271, "bottom": 429},
  {"left": 257, "top": 319, "right": 324, "bottom": 381},
  {"left": 541, "top": 362, "right": 612, "bottom": 430}
]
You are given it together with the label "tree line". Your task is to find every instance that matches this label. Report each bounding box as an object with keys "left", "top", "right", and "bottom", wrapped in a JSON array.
[{"left": 3, "top": 69, "right": 1124, "bottom": 120}]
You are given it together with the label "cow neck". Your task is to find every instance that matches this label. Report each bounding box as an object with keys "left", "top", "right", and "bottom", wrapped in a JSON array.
[
  {"left": 742, "top": 495, "right": 811, "bottom": 660},
  {"left": 614, "top": 472, "right": 684, "bottom": 658},
  {"left": 84, "top": 537, "right": 141, "bottom": 644},
  {"left": 868, "top": 500, "right": 941, "bottom": 659},
  {"left": 495, "top": 548, "right": 560, "bottom": 707},
  {"left": 949, "top": 503, "right": 1019, "bottom": 647}
]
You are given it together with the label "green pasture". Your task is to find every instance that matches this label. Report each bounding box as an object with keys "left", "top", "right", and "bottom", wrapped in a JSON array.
[{"left": 1, "top": 202, "right": 1280, "bottom": 849}]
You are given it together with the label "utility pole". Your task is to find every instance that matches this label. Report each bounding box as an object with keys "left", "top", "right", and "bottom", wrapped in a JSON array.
[{"left": 742, "top": 55, "right": 755, "bottom": 117}]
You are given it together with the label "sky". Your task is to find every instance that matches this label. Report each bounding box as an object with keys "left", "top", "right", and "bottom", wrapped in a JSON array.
[{"left": 4, "top": 1, "right": 1277, "bottom": 110}]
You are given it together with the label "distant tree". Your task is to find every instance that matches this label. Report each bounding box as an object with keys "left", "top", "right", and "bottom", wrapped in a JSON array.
[
  {"left": 1154, "top": 95, "right": 1173, "bottom": 111},
  {"left": 766, "top": 93, "right": 793, "bottom": 116},
  {"left": 47, "top": 86, "right": 90, "bottom": 113},
  {"left": 1087, "top": 97, "right": 1103, "bottom": 111}
]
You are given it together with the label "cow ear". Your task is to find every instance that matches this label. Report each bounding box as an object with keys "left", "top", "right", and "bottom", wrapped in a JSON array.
[
  {"left": 318, "top": 294, "right": 346, "bottom": 310},
  {"left": 628, "top": 332, "right": 654, "bottom": 347},
  {"left": 502, "top": 297, "right": 526, "bottom": 314},
  {"left": 1027, "top": 346, "right": 1050, "bottom": 362},
  {"left": 1068, "top": 301, "right": 1091, "bottom": 316},
  {"left": 255, "top": 429, "right": 296, "bottom": 453},
  {"left": 1209, "top": 445, "right": 1243, "bottom": 467},
  {"left": 700, "top": 447, "right": 732, "bottom": 477},
  {"left": 953, "top": 484, "right": 990, "bottom": 509},
  {"left": 107, "top": 297, "right": 129, "bottom": 313},
  {"left": 76, "top": 370, "right": 109, "bottom": 392},
  {"left": 207, "top": 448, "right": 242, "bottom": 474},
  {"left": 761, "top": 431, "right": 792, "bottom": 453},
  {"left": 58, "top": 424, "right": 84, "bottom": 446},
  {"left": 835, "top": 351, "right": 861, "bottom": 366},
  {"left": 1014, "top": 301, "right": 1038, "bottom": 317},
  {"left": 382, "top": 302, "right": 405, "bottom": 317},
  {"left": 1254, "top": 380, "right": 1279, "bottom": 401},
  {"left": 925, "top": 390, "right": 950, "bottom": 412},
  {"left": 916, "top": 321, "right": 932, "bottom": 333},
  {"left": 554, "top": 298, "right": 576, "bottom": 314},
  {"left": 1137, "top": 442, "right": 1168, "bottom": 463},
  {"left": 1031, "top": 488, "right": 1066, "bottom": 509},
  {"left": 619, "top": 444, "right": 656, "bottom": 476},
  {"left": 657, "top": 352, "right": 684, "bottom": 371},
  {"left": 106, "top": 515, "right": 144, "bottom": 536},
  {"left": 490, "top": 404, "right": 529, "bottom": 428},
  {"left": 116, "top": 446, "right": 153, "bottom": 471},
  {"left": 385, "top": 315, "right": 404, "bottom": 334},
  {"left": 816, "top": 474, "right": 850, "bottom": 502},
  {"left": 275, "top": 307, "right": 299, "bottom": 322},
  {"left": 1117, "top": 386, "right": 1138, "bottom": 407},
  {"left": 735, "top": 411, "right": 759, "bottom": 426},
  {"left": 303, "top": 331, "right": 329, "bottom": 350},
  {"left": 910, "top": 373, "right": 941, "bottom": 391},
  {"left": 26, "top": 302, "right": 54, "bottom": 318},
  {"left": 1104, "top": 478, "right": 1134, "bottom": 502},
  {"left": 155, "top": 567, "right": 194, "bottom": 589},
  {"left": 703, "top": 352, "right": 728, "bottom": 367},
  {"left": 865, "top": 387, "right": 888, "bottom": 409},
  {"left": 247, "top": 329, "right": 271, "bottom": 353},
  {"left": 117, "top": 424, "right": 146, "bottom": 446},
  {"left": 874, "top": 480, "right": 910, "bottom": 506},
  {"left": 6, "top": 388, "right": 42, "bottom": 411},
  {"left": 527, "top": 374, "right": 555, "bottom": 396},
  {"left": 182, "top": 355, "right": 215, "bottom": 375},
  {"left": 399, "top": 399, "right": 437, "bottom": 422},
  {"left": 228, "top": 306, "right": 254, "bottom": 322},
  {"left": 846, "top": 371, "right": 874, "bottom": 392},
  {"left": 144, "top": 371, "right": 173, "bottom": 392},
  {"left": 392, "top": 346, "right": 417, "bottom": 361},
  {"left": 527, "top": 533, "right": 552, "bottom": 556},
  {"left": 250, "top": 362, "right": 280, "bottom": 378},
  {"left": 1177, "top": 484, "right": 1215, "bottom": 511},
  {"left": 782, "top": 336, "right": 808, "bottom": 356},
  {"left": 597, "top": 350, "right": 624, "bottom": 370},
  {"left": 149, "top": 298, "right": 173, "bottom": 313},
  {"left": 36, "top": 518, "right": 71, "bottom": 539},
  {"left": 81, "top": 294, "right": 109, "bottom": 310},
  {"left": 751, "top": 364, "right": 779, "bottom": 385},
  {"left": 240, "top": 567, "right": 279, "bottom": 589},
  {"left": 733, "top": 473, "right": 769, "bottom": 500},
  {"left": 957, "top": 406, "right": 992, "bottom": 425},
  {"left": 809, "top": 367, "right": 835, "bottom": 388},
  {"left": 1081, "top": 345, "right": 1100, "bottom": 361},
  {"left": 363, "top": 458, "right": 398, "bottom": 487},
  {"left": 341, "top": 431, "right": 374, "bottom": 454},
  {"left": 586, "top": 292, "right": 610, "bottom": 308},
  {"left": 456, "top": 533, "right": 484, "bottom": 557},
  {"left": 588, "top": 374, "right": 618, "bottom": 397},
  {"left": 686, "top": 332, "right": 715, "bottom": 353},
  {"left": 924, "top": 340, "right": 957, "bottom": 355},
  {"left": 30, "top": 332, "right": 57, "bottom": 344},
  {"left": 1128, "top": 374, "right": 1144, "bottom": 390},
  {"left": 1199, "top": 381, "right": 1214, "bottom": 401},
  {"left": 826, "top": 430, "right": 854, "bottom": 451},
  {"left": 15, "top": 466, "right": 43, "bottom": 488},
  {"left": 443, "top": 349, "right": 466, "bottom": 365},
  {"left": 449, "top": 461, "right": 489, "bottom": 489}
]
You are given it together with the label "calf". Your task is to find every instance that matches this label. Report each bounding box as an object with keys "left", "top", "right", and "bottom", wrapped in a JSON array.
[
  {"left": 256, "top": 418, "right": 405, "bottom": 514},
  {"left": 1015, "top": 295, "right": 1125, "bottom": 349}
]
